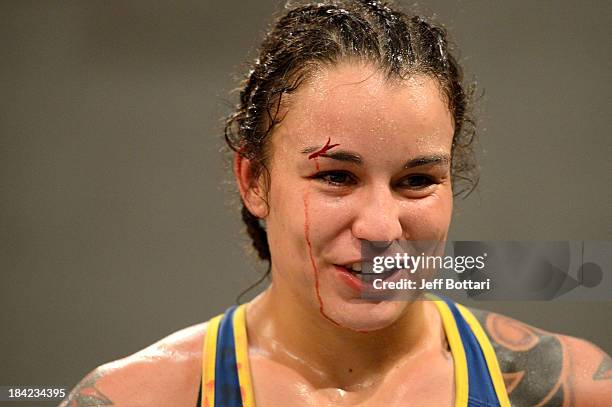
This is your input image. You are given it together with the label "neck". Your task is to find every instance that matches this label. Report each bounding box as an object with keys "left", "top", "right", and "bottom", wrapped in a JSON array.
[{"left": 246, "top": 282, "right": 438, "bottom": 390}]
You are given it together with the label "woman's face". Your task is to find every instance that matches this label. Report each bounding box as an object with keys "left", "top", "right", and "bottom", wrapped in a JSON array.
[{"left": 261, "top": 62, "right": 454, "bottom": 331}]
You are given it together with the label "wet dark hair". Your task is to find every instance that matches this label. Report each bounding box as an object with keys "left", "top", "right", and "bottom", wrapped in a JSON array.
[{"left": 225, "top": 0, "right": 477, "bottom": 295}]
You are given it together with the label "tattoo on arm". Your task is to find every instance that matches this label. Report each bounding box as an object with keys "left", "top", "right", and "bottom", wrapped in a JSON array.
[
  {"left": 593, "top": 354, "right": 612, "bottom": 381},
  {"left": 61, "top": 370, "right": 113, "bottom": 407},
  {"left": 470, "top": 308, "right": 569, "bottom": 407}
]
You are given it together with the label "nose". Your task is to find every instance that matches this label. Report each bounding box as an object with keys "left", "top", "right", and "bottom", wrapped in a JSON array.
[{"left": 351, "top": 184, "right": 403, "bottom": 245}]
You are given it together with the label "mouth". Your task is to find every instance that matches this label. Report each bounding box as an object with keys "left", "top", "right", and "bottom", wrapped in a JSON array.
[{"left": 334, "top": 262, "right": 403, "bottom": 284}]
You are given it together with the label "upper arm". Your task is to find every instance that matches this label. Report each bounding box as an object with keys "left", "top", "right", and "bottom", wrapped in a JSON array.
[
  {"left": 60, "top": 322, "right": 208, "bottom": 407},
  {"left": 561, "top": 335, "right": 612, "bottom": 406},
  {"left": 470, "top": 308, "right": 612, "bottom": 407},
  {"left": 59, "top": 357, "right": 194, "bottom": 407},
  {"left": 59, "top": 367, "right": 114, "bottom": 407}
]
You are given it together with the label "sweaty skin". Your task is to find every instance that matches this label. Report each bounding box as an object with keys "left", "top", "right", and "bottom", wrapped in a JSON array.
[
  {"left": 61, "top": 63, "right": 612, "bottom": 406},
  {"left": 59, "top": 310, "right": 611, "bottom": 406}
]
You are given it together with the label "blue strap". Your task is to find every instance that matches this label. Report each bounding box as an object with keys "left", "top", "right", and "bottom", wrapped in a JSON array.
[
  {"left": 440, "top": 297, "right": 500, "bottom": 406},
  {"left": 214, "top": 306, "right": 244, "bottom": 407}
]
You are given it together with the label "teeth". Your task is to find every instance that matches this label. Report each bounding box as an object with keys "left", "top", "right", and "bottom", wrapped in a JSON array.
[{"left": 347, "top": 262, "right": 362, "bottom": 272}]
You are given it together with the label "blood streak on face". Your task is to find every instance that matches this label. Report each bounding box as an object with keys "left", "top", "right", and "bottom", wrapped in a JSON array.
[{"left": 303, "top": 138, "right": 342, "bottom": 327}]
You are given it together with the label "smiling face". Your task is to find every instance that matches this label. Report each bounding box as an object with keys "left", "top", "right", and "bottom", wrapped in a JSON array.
[{"left": 247, "top": 62, "right": 454, "bottom": 331}]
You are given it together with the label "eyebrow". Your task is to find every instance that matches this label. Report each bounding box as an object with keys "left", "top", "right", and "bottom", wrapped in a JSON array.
[
  {"left": 301, "top": 146, "right": 450, "bottom": 168},
  {"left": 302, "top": 149, "right": 363, "bottom": 164},
  {"left": 404, "top": 154, "right": 451, "bottom": 169}
]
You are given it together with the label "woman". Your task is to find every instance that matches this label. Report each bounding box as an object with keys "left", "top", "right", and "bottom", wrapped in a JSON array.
[{"left": 60, "top": 1, "right": 611, "bottom": 406}]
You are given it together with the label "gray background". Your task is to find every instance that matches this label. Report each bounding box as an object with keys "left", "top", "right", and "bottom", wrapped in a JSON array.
[{"left": 1, "top": 0, "right": 611, "bottom": 396}]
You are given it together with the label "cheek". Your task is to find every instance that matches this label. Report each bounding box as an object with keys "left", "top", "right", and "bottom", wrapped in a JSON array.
[
  {"left": 400, "top": 192, "right": 453, "bottom": 239},
  {"left": 266, "top": 179, "right": 351, "bottom": 256},
  {"left": 266, "top": 183, "right": 305, "bottom": 251},
  {"left": 305, "top": 194, "right": 355, "bottom": 242}
]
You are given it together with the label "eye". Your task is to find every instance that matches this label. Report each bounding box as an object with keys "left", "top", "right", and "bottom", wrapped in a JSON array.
[
  {"left": 314, "top": 171, "right": 357, "bottom": 187},
  {"left": 398, "top": 174, "right": 436, "bottom": 189}
]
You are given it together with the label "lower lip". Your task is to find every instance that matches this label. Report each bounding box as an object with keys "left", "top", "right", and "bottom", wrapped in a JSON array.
[{"left": 334, "top": 265, "right": 365, "bottom": 292}]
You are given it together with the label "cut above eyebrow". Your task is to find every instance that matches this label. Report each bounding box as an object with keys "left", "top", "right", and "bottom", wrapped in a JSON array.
[{"left": 305, "top": 137, "right": 340, "bottom": 160}]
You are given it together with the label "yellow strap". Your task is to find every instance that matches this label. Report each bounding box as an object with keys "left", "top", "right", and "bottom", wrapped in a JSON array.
[
  {"left": 427, "top": 294, "right": 469, "bottom": 407},
  {"left": 233, "top": 304, "right": 256, "bottom": 407},
  {"left": 456, "top": 304, "right": 511, "bottom": 407},
  {"left": 201, "top": 314, "right": 222, "bottom": 407}
]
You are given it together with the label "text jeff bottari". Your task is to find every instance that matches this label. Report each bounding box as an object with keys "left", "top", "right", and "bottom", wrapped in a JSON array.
[{"left": 373, "top": 278, "right": 491, "bottom": 291}]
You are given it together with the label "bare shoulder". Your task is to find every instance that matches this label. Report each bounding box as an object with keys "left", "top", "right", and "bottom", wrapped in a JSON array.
[
  {"left": 468, "top": 307, "right": 612, "bottom": 407},
  {"left": 60, "top": 321, "right": 210, "bottom": 407}
]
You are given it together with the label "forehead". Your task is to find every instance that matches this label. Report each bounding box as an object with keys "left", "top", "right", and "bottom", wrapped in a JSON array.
[{"left": 271, "top": 62, "right": 454, "bottom": 157}]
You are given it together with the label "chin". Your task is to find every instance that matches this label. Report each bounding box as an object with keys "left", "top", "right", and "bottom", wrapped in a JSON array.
[{"left": 319, "top": 297, "right": 409, "bottom": 332}]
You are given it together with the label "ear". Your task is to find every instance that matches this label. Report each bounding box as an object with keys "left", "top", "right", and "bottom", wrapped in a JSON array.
[{"left": 234, "top": 153, "right": 269, "bottom": 219}]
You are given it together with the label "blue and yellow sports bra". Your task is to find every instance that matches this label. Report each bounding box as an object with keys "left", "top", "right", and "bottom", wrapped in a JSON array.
[{"left": 196, "top": 296, "right": 511, "bottom": 407}]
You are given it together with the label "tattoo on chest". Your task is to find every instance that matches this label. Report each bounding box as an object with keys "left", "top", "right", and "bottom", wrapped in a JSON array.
[{"left": 471, "top": 309, "right": 569, "bottom": 407}]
